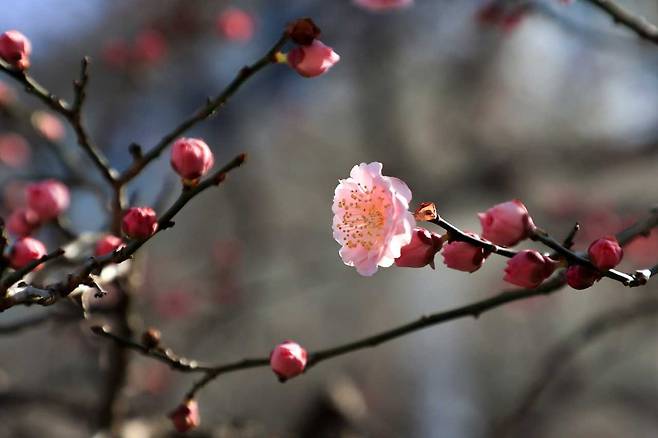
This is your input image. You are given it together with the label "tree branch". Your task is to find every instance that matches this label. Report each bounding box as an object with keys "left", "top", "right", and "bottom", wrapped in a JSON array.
[
  {"left": 0, "top": 248, "right": 65, "bottom": 292},
  {"left": 117, "top": 33, "right": 289, "bottom": 184},
  {"left": 584, "top": 0, "right": 658, "bottom": 45}
]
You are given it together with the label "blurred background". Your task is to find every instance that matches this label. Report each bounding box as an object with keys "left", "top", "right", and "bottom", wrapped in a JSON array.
[{"left": 0, "top": 0, "right": 657, "bottom": 437}]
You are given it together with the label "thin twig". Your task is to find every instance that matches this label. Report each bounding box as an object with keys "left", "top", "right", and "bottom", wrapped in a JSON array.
[
  {"left": 117, "top": 33, "right": 289, "bottom": 184},
  {"left": 0, "top": 248, "right": 65, "bottom": 291},
  {"left": 430, "top": 217, "right": 518, "bottom": 258},
  {"left": 584, "top": 0, "right": 658, "bottom": 44},
  {"left": 497, "top": 297, "right": 658, "bottom": 437}
]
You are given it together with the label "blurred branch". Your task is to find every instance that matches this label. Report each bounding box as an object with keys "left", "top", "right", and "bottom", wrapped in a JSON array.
[
  {"left": 584, "top": 0, "right": 658, "bottom": 44},
  {"left": 497, "top": 297, "right": 658, "bottom": 437},
  {"left": 117, "top": 32, "right": 289, "bottom": 184},
  {"left": 0, "top": 248, "right": 65, "bottom": 292},
  {"left": 0, "top": 309, "right": 80, "bottom": 334},
  {"left": 0, "top": 57, "right": 117, "bottom": 184}
]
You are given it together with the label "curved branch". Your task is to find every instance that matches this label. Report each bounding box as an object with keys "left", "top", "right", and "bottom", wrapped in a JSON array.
[{"left": 584, "top": 0, "right": 658, "bottom": 44}]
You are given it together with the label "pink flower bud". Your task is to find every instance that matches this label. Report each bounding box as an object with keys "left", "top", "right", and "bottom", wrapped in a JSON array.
[
  {"left": 270, "top": 340, "right": 307, "bottom": 381},
  {"left": 170, "top": 137, "right": 214, "bottom": 180},
  {"left": 26, "top": 179, "right": 70, "bottom": 222},
  {"left": 133, "top": 29, "right": 167, "bottom": 65},
  {"left": 354, "top": 0, "right": 414, "bottom": 12},
  {"left": 588, "top": 236, "right": 623, "bottom": 271},
  {"left": 9, "top": 236, "right": 47, "bottom": 269},
  {"left": 168, "top": 399, "right": 200, "bottom": 433},
  {"left": 0, "top": 80, "right": 16, "bottom": 107},
  {"left": 216, "top": 8, "right": 255, "bottom": 42},
  {"left": 6, "top": 208, "right": 40, "bottom": 237},
  {"left": 31, "top": 111, "right": 65, "bottom": 141},
  {"left": 478, "top": 200, "right": 534, "bottom": 247},
  {"left": 0, "top": 30, "right": 31, "bottom": 70},
  {"left": 566, "top": 265, "right": 601, "bottom": 290},
  {"left": 503, "top": 250, "right": 557, "bottom": 289},
  {"left": 0, "top": 133, "right": 30, "bottom": 168},
  {"left": 122, "top": 207, "right": 158, "bottom": 239},
  {"left": 288, "top": 40, "right": 340, "bottom": 78},
  {"left": 441, "top": 234, "right": 488, "bottom": 273},
  {"left": 95, "top": 234, "right": 125, "bottom": 257},
  {"left": 395, "top": 227, "right": 443, "bottom": 268}
]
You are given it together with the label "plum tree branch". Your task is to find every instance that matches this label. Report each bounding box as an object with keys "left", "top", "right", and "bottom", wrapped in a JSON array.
[
  {"left": 584, "top": 0, "right": 658, "bottom": 44},
  {"left": 117, "top": 32, "right": 289, "bottom": 184}
]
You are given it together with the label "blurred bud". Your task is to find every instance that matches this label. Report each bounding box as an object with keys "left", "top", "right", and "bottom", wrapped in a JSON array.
[
  {"left": 141, "top": 327, "right": 161, "bottom": 349},
  {"left": 133, "top": 29, "right": 167, "bottom": 66},
  {"left": 354, "top": 0, "right": 414, "bottom": 12},
  {"left": 26, "top": 179, "right": 70, "bottom": 222},
  {"left": 286, "top": 18, "right": 320, "bottom": 45},
  {"left": 414, "top": 202, "right": 438, "bottom": 221},
  {"left": 95, "top": 234, "right": 124, "bottom": 257},
  {"left": 0, "top": 81, "right": 16, "bottom": 106},
  {"left": 270, "top": 340, "right": 307, "bottom": 382},
  {"left": 566, "top": 265, "right": 601, "bottom": 290},
  {"left": 6, "top": 208, "right": 40, "bottom": 237},
  {"left": 476, "top": 2, "right": 529, "bottom": 32},
  {"left": 170, "top": 137, "right": 214, "bottom": 182},
  {"left": 0, "top": 133, "right": 30, "bottom": 168},
  {"left": 0, "top": 30, "right": 31, "bottom": 70},
  {"left": 9, "top": 236, "right": 46, "bottom": 269},
  {"left": 287, "top": 40, "right": 340, "bottom": 78},
  {"left": 395, "top": 227, "right": 443, "bottom": 269},
  {"left": 478, "top": 199, "right": 534, "bottom": 247},
  {"left": 102, "top": 39, "right": 130, "bottom": 69},
  {"left": 217, "top": 8, "right": 255, "bottom": 42},
  {"left": 441, "top": 234, "right": 487, "bottom": 272},
  {"left": 31, "top": 111, "right": 65, "bottom": 141},
  {"left": 122, "top": 207, "right": 158, "bottom": 239},
  {"left": 168, "top": 399, "right": 200, "bottom": 433},
  {"left": 504, "top": 250, "right": 557, "bottom": 289},
  {"left": 588, "top": 236, "right": 623, "bottom": 271}
]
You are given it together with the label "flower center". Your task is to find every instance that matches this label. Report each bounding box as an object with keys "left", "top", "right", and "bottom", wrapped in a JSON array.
[{"left": 336, "top": 184, "right": 391, "bottom": 251}]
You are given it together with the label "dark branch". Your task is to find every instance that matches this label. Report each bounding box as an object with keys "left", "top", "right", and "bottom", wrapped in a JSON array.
[
  {"left": 0, "top": 248, "right": 65, "bottom": 291},
  {"left": 584, "top": 0, "right": 658, "bottom": 44}
]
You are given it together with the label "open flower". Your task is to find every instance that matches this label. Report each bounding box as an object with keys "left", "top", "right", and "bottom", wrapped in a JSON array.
[{"left": 333, "top": 162, "right": 415, "bottom": 276}]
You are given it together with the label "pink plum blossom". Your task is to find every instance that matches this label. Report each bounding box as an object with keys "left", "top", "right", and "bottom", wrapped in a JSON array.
[
  {"left": 170, "top": 137, "right": 214, "bottom": 181},
  {"left": 333, "top": 162, "right": 415, "bottom": 276},
  {"left": 0, "top": 133, "right": 30, "bottom": 168},
  {"left": 395, "top": 227, "right": 443, "bottom": 268},
  {"left": 354, "top": 0, "right": 413, "bottom": 12},
  {"left": 441, "top": 236, "right": 488, "bottom": 273},
  {"left": 26, "top": 179, "right": 70, "bottom": 221},
  {"left": 95, "top": 234, "right": 125, "bottom": 257},
  {"left": 6, "top": 208, "right": 40, "bottom": 237},
  {"left": 122, "top": 207, "right": 158, "bottom": 239},
  {"left": 566, "top": 265, "right": 600, "bottom": 290},
  {"left": 478, "top": 199, "right": 534, "bottom": 247},
  {"left": 288, "top": 40, "right": 340, "bottom": 78},
  {"left": 588, "top": 236, "right": 623, "bottom": 270},
  {"left": 169, "top": 399, "right": 200, "bottom": 433},
  {"left": 216, "top": 8, "right": 255, "bottom": 42},
  {"left": 9, "top": 236, "right": 47, "bottom": 269},
  {"left": 32, "top": 111, "right": 65, "bottom": 141}
]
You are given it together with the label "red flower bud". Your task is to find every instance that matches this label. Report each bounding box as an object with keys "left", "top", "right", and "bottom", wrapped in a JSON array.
[
  {"left": 168, "top": 399, "right": 200, "bottom": 433},
  {"left": 0, "top": 133, "right": 30, "bottom": 168},
  {"left": 395, "top": 227, "right": 443, "bottom": 268},
  {"left": 441, "top": 233, "right": 488, "bottom": 273},
  {"left": 170, "top": 137, "right": 214, "bottom": 181},
  {"left": 566, "top": 265, "right": 601, "bottom": 290},
  {"left": 270, "top": 340, "right": 307, "bottom": 381},
  {"left": 95, "top": 234, "right": 125, "bottom": 257},
  {"left": 9, "top": 236, "right": 47, "bottom": 269},
  {"left": 6, "top": 208, "right": 40, "bottom": 237},
  {"left": 122, "top": 207, "right": 158, "bottom": 239},
  {"left": 503, "top": 250, "right": 557, "bottom": 289},
  {"left": 0, "top": 30, "right": 31, "bottom": 70},
  {"left": 217, "top": 8, "right": 255, "bottom": 42},
  {"left": 287, "top": 40, "right": 340, "bottom": 78},
  {"left": 588, "top": 236, "right": 623, "bottom": 271},
  {"left": 354, "top": 0, "right": 414, "bottom": 12},
  {"left": 478, "top": 199, "right": 534, "bottom": 247},
  {"left": 26, "top": 179, "right": 70, "bottom": 222}
]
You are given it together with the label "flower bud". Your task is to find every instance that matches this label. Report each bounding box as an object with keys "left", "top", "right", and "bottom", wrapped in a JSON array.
[
  {"left": 503, "top": 250, "right": 557, "bottom": 289},
  {"left": 9, "top": 236, "right": 47, "bottom": 269},
  {"left": 141, "top": 327, "right": 161, "bottom": 349},
  {"left": 217, "top": 8, "right": 255, "bottom": 42},
  {"left": 478, "top": 200, "right": 534, "bottom": 247},
  {"left": 6, "top": 208, "right": 40, "bottom": 237},
  {"left": 588, "top": 236, "right": 623, "bottom": 271},
  {"left": 95, "top": 234, "right": 124, "bottom": 257},
  {"left": 286, "top": 18, "right": 321, "bottom": 45},
  {"left": 133, "top": 29, "right": 167, "bottom": 66},
  {"left": 32, "top": 111, "right": 65, "bottom": 141},
  {"left": 288, "top": 40, "right": 340, "bottom": 78},
  {"left": 26, "top": 179, "right": 70, "bottom": 222},
  {"left": 122, "top": 207, "right": 158, "bottom": 239},
  {"left": 441, "top": 234, "right": 487, "bottom": 273},
  {"left": 170, "top": 137, "right": 214, "bottom": 181},
  {"left": 168, "top": 399, "right": 200, "bottom": 433},
  {"left": 0, "top": 133, "right": 30, "bottom": 169},
  {"left": 354, "top": 0, "right": 414, "bottom": 12},
  {"left": 395, "top": 227, "right": 443, "bottom": 268},
  {"left": 566, "top": 265, "right": 601, "bottom": 290},
  {"left": 270, "top": 340, "right": 307, "bottom": 381},
  {"left": 0, "top": 30, "right": 31, "bottom": 70}
]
